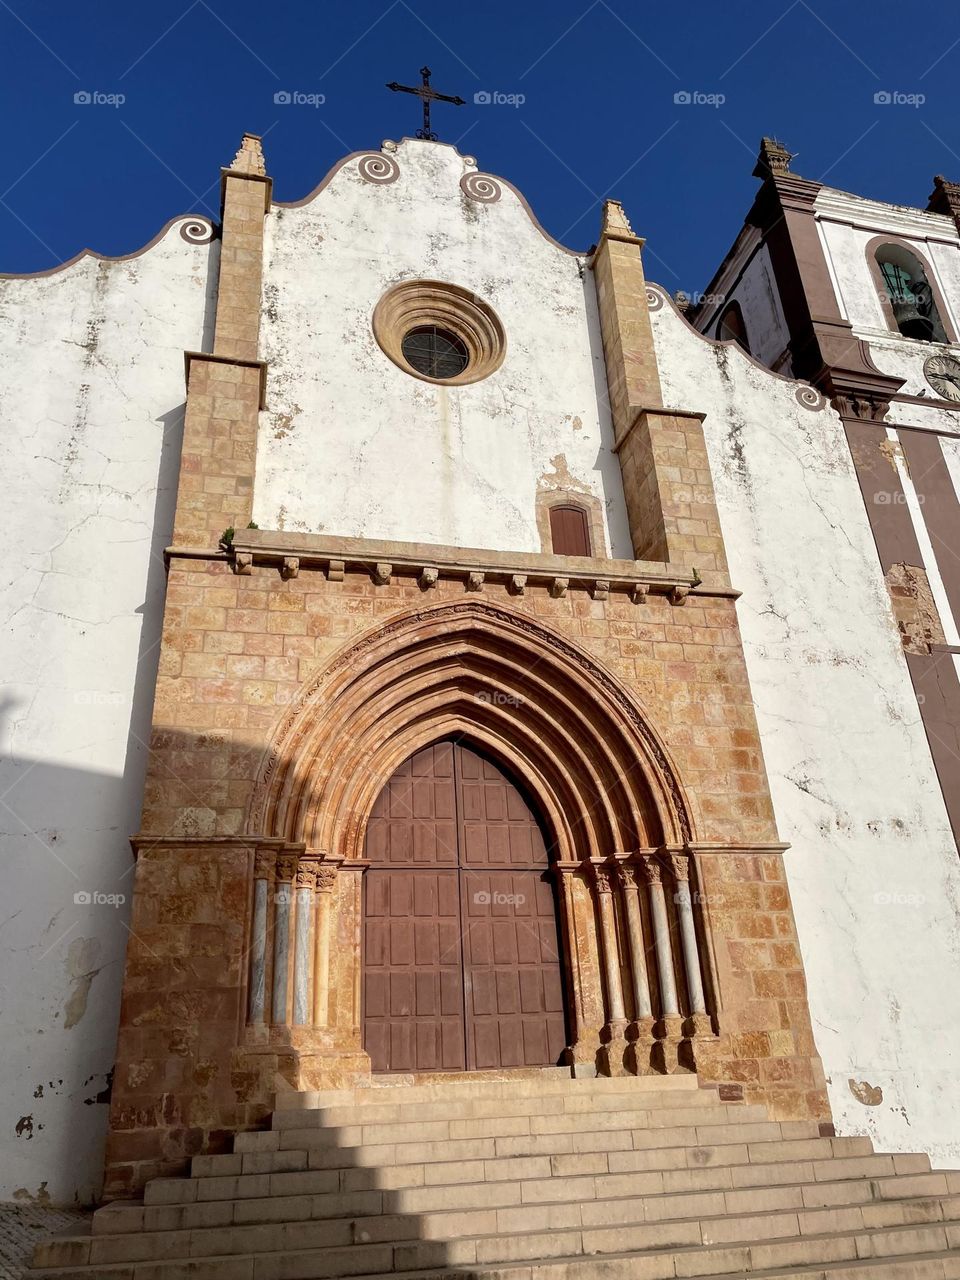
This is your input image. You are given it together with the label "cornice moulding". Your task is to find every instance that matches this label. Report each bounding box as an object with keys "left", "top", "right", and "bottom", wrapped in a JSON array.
[{"left": 175, "top": 529, "right": 741, "bottom": 599}]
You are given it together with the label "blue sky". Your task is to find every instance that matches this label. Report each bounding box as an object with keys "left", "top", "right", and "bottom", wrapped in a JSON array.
[{"left": 1, "top": 0, "right": 958, "bottom": 292}]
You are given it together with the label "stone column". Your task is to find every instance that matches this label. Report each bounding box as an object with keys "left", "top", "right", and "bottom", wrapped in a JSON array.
[
  {"left": 248, "top": 847, "right": 275, "bottom": 1025},
  {"left": 618, "top": 859, "right": 656, "bottom": 1074},
  {"left": 293, "top": 858, "right": 317, "bottom": 1026},
  {"left": 556, "top": 864, "right": 607, "bottom": 1074},
  {"left": 593, "top": 864, "right": 628, "bottom": 1075},
  {"left": 664, "top": 851, "right": 708, "bottom": 1018},
  {"left": 334, "top": 861, "right": 366, "bottom": 1045},
  {"left": 313, "top": 865, "right": 338, "bottom": 1028},
  {"left": 640, "top": 854, "right": 683, "bottom": 1073},
  {"left": 272, "top": 851, "right": 298, "bottom": 1026}
]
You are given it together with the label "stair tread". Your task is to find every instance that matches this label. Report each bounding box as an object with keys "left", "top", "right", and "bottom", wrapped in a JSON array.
[
  {"left": 307, "top": 1247, "right": 960, "bottom": 1280},
  {"left": 44, "top": 1196, "right": 960, "bottom": 1261},
  {"left": 136, "top": 1170, "right": 958, "bottom": 1216},
  {"left": 31, "top": 1219, "right": 960, "bottom": 1276}
]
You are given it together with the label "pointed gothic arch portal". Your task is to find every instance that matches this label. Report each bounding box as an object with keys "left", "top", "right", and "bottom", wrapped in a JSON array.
[
  {"left": 246, "top": 600, "right": 704, "bottom": 1078},
  {"left": 362, "top": 737, "right": 569, "bottom": 1073}
]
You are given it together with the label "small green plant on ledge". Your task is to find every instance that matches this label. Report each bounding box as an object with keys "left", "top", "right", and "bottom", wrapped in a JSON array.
[{"left": 219, "top": 521, "right": 258, "bottom": 551}]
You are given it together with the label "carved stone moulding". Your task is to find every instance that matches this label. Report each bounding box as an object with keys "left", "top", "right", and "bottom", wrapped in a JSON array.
[
  {"left": 371, "top": 279, "right": 506, "bottom": 386},
  {"left": 225, "top": 536, "right": 710, "bottom": 604}
]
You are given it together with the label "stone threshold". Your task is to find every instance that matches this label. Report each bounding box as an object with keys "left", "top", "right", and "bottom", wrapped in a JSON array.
[{"left": 167, "top": 530, "right": 739, "bottom": 601}]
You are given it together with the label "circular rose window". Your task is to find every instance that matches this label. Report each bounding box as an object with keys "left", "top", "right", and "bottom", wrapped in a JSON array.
[
  {"left": 373, "top": 280, "right": 506, "bottom": 385},
  {"left": 400, "top": 326, "right": 470, "bottom": 380}
]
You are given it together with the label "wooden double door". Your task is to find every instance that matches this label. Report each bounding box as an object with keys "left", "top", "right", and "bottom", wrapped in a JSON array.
[{"left": 362, "top": 740, "right": 568, "bottom": 1073}]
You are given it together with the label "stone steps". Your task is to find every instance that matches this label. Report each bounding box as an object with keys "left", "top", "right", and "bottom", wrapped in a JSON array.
[
  {"left": 124, "top": 1151, "right": 931, "bottom": 1221},
  {"left": 282, "top": 1070, "right": 701, "bottom": 1109},
  {"left": 28, "top": 1217, "right": 960, "bottom": 1278},
  {"left": 91, "top": 1173, "right": 960, "bottom": 1237},
  {"left": 194, "top": 1128, "right": 874, "bottom": 1179},
  {"left": 27, "top": 1073, "right": 960, "bottom": 1278},
  {"left": 275, "top": 1085, "right": 726, "bottom": 1128}
]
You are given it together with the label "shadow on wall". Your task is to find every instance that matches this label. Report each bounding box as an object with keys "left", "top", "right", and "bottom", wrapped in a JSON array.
[
  {"left": 0, "top": 398, "right": 184, "bottom": 1206},
  {"left": 0, "top": 745, "right": 139, "bottom": 1207}
]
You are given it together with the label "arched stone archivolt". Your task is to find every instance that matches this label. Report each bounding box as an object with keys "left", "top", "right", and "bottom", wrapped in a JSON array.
[
  {"left": 243, "top": 599, "right": 715, "bottom": 1079},
  {"left": 248, "top": 598, "right": 694, "bottom": 856}
]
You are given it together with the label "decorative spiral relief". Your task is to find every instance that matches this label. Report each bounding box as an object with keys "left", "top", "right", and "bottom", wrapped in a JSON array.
[
  {"left": 179, "top": 218, "right": 216, "bottom": 245},
  {"left": 358, "top": 153, "right": 400, "bottom": 184},
  {"left": 460, "top": 172, "right": 502, "bottom": 203},
  {"left": 646, "top": 287, "right": 664, "bottom": 311},
  {"left": 795, "top": 384, "right": 825, "bottom": 411}
]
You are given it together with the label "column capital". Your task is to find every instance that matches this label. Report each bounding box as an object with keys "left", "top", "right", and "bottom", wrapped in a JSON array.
[
  {"left": 276, "top": 851, "right": 299, "bottom": 882},
  {"left": 612, "top": 858, "right": 642, "bottom": 892},
  {"left": 661, "top": 850, "right": 691, "bottom": 881},
  {"left": 638, "top": 853, "right": 664, "bottom": 885},
  {"left": 315, "top": 864, "right": 339, "bottom": 893},
  {"left": 590, "top": 862, "right": 618, "bottom": 895},
  {"left": 295, "top": 858, "right": 320, "bottom": 890},
  {"left": 253, "top": 847, "right": 277, "bottom": 880}
]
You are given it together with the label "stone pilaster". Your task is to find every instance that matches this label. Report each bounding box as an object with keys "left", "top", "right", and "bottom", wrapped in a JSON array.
[
  {"left": 591, "top": 201, "right": 729, "bottom": 585},
  {"left": 214, "top": 133, "right": 271, "bottom": 361},
  {"left": 171, "top": 133, "right": 270, "bottom": 547}
]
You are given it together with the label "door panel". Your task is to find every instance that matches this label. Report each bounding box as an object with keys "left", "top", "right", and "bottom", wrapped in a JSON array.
[
  {"left": 362, "top": 867, "right": 465, "bottom": 1073},
  {"left": 460, "top": 866, "right": 567, "bottom": 1070},
  {"left": 362, "top": 740, "right": 567, "bottom": 1073},
  {"left": 365, "top": 741, "right": 458, "bottom": 866}
]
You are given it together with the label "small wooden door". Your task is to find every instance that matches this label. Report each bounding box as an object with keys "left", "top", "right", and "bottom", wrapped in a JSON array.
[{"left": 362, "top": 740, "right": 568, "bottom": 1073}]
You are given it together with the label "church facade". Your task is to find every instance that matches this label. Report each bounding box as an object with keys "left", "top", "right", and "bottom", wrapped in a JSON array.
[{"left": 3, "top": 130, "right": 960, "bottom": 1209}]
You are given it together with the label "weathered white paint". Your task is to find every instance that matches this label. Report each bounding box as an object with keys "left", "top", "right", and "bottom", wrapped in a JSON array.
[
  {"left": 693, "top": 232, "right": 793, "bottom": 373},
  {"left": 0, "top": 222, "right": 216, "bottom": 1203},
  {"left": 650, "top": 290, "right": 960, "bottom": 1165},
  {"left": 254, "top": 140, "right": 632, "bottom": 559}
]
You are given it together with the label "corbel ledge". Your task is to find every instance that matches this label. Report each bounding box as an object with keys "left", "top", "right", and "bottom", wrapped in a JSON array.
[
  {"left": 209, "top": 529, "right": 739, "bottom": 601},
  {"left": 584, "top": 231, "right": 646, "bottom": 268},
  {"left": 184, "top": 350, "right": 269, "bottom": 409},
  {"left": 613, "top": 405, "right": 709, "bottom": 456}
]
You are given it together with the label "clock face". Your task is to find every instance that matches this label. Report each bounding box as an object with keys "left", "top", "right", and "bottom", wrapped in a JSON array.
[{"left": 924, "top": 354, "right": 960, "bottom": 403}]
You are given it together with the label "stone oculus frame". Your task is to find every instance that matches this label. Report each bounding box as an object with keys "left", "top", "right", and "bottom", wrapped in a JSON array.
[
  {"left": 371, "top": 278, "right": 506, "bottom": 385},
  {"left": 104, "top": 138, "right": 829, "bottom": 1198}
]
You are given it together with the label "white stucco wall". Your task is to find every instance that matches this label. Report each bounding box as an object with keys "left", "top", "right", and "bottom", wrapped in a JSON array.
[
  {"left": 691, "top": 230, "right": 792, "bottom": 375},
  {"left": 649, "top": 287, "right": 960, "bottom": 1164},
  {"left": 713, "top": 243, "right": 791, "bottom": 372},
  {"left": 0, "top": 221, "right": 217, "bottom": 1203},
  {"left": 253, "top": 139, "right": 632, "bottom": 559}
]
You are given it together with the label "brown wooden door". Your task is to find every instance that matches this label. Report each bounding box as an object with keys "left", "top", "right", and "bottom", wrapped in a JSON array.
[{"left": 362, "top": 740, "right": 568, "bottom": 1073}]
